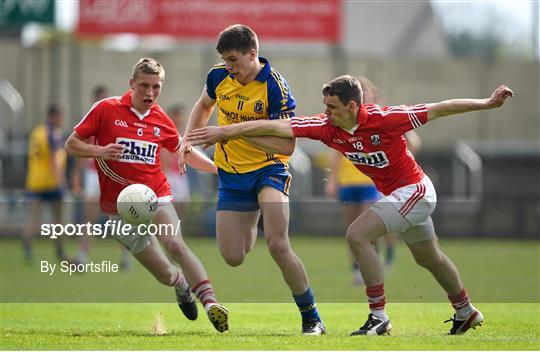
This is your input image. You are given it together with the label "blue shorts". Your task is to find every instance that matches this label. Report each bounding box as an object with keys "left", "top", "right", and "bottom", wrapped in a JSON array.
[
  {"left": 217, "top": 164, "right": 291, "bottom": 211},
  {"left": 26, "top": 189, "right": 64, "bottom": 202},
  {"left": 338, "top": 185, "right": 380, "bottom": 204}
]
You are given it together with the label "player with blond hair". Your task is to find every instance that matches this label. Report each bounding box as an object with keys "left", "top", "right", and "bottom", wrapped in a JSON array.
[{"left": 66, "top": 58, "right": 229, "bottom": 333}]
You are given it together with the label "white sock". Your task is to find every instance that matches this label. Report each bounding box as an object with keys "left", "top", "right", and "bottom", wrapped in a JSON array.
[
  {"left": 456, "top": 304, "right": 475, "bottom": 320},
  {"left": 371, "top": 309, "right": 389, "bottom": 322}
]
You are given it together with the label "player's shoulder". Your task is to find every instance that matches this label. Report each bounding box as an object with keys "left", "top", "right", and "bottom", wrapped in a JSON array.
[
  {"left": 31, "top": 123, "right": 46, "bottom": 133},
  {"left": 209, "top": 62, "right": 227, "bottom": 71},
  {"left": 30, "top": 124, "right": 46, "bottom": 140},
  {"left": 366, "top": 103, "right": 426, "bottom": 115},
  {"left": 207, "top": 63, "right": 229, "bottom": 79},
  {"left": 152, "top": 105, "right": 175, "bottom": 126},
  {"left": 266, "top": 66, "right": 294, "bottom": 112},
  {"left": 91, "top": 96, "right": 122, "bottom": 112},
  {"left": 364, "top": 104, "right": 400, "bottom": 122},
  {"left": 206, "top": 63, "right": 230, "bottom": 93},
  {"left": 291, "top": 113, "right": 328, "bottom": 125},
  {"left": 364, "top": 104, "right": 385, "bottom": 115},
  {"left": 152, "top": 103, "right": 167, "bottom": 115},
  {"left": 267, "top": 67, "right": 290, "bottom": 90}
]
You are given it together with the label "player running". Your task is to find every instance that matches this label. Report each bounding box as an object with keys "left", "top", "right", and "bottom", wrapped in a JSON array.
[
  {"left": 187, "top": 75, "right": 513, "bottom": 336},
  {"left": 178, "top": 24, "right": 325, "bottom": 335},
  {"left": 65, "top": 58, "right": 229, "bottom": 333},
  {"left": 325, "top": 77, "right": 421, "bottom": 284}
]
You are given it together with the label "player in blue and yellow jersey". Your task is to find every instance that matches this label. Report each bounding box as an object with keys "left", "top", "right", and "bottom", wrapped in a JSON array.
[
  {"left": 23, "top": 102, "right": 67, "bottom": 263},
  {"left": 179, "top": 24, "right": 325, "bottom": 335}
]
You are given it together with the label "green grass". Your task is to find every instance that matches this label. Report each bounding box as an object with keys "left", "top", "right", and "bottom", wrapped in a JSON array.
[
  {"left": 1, "top": 237, "right": 538, "bottom": 303},
  {"left": 1, "top": 237, "right": 539, "bottom": 349},
  {"left": 2, "top": 303, "right": 539, "bottom": 350}
]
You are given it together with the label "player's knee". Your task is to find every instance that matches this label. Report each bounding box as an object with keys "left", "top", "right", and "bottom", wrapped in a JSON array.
[
  {"left": 219, "top": 247, "right": 245, "bottom": 267},
  {"left": 346, "top": 227, "right": 370, "bottom": 247},
  {"left": 222, "top": 253, "right": 245, "bottom": 267},
  {"left": 413, "top": 250, "right": 442, "bottom": 269},
  {"left": 166, "top": 240, "right": 190, "bottom": 260},
  {"left": 154, "top": 268, "right": 176, "bottom": 286},
  {"left": 266, "top": 236, "right": 290, "bottom": 259}
]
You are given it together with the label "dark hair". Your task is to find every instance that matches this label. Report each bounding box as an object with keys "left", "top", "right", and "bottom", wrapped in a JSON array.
[
  {"left": 216, "top": 24, "right": 258, "bottom": 54},
  {"left": 47, "top": 102, "right": 62, "bottom": 117},
  {"left": 322, "top": 75, "right": 363, "bottom": 105},
  {"left": 92, "top": 85, "right": 109, "bottom": 102}
]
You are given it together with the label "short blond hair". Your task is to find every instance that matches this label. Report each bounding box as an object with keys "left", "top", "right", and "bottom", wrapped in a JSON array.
[{"left": 132, "top": 58, "right": 165, "bottom": 81}]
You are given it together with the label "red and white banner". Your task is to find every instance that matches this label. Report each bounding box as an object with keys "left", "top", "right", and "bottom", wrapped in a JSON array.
[{"left": 77, "top": 0, "right": 342, "bottom": 43}]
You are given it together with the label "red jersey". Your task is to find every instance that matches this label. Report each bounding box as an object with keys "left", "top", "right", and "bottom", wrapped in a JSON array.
[
  {"left": 291, "top": 104, "right": 428, "bottom": 195},
  {"left": 74, "top": 91, "right": 180, "bottom": 214}
]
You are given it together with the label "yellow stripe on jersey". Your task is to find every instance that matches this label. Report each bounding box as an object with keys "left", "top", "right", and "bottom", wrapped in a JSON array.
[
  {"left": 270, "top": 70, "right": 288, "bottom": 106},
  {"left": 210, "top": 63, "right": 226, "bottom": 71}
]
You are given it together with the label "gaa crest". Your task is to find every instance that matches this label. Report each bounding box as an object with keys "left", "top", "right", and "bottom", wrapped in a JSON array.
[
  {"left": 154, "top": 127, "right": 161, "bottom": 136},
  {"left": 254, "top": 100, "right": 264, "bottom": 114},
  {"left": 370, "top": 134, "right": 381, "bottom": 145}
]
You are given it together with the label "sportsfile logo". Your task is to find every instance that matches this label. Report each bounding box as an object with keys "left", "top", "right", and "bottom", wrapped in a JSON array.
[
  {"left": 116, "top": 137, "right": 158, "bottom": 164},
  {"left": 345, "top": 151, "right": 390, "bottom": 168}
]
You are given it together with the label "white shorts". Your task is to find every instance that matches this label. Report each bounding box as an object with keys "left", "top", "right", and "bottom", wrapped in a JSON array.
[
  {"left": 110, "top": 196, "right": 173, "bottom": 254},
  {"left": 370, "top": 175, "right": 437, "bottom": 244},
  {"left": 83, "top": 169, "right": 100, "bottom": 199}
]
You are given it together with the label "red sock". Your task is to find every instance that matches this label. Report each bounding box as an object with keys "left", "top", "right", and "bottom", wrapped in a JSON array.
[
  {"left": 191, "top": 279, "right": 218, "bottom": 310},
  {"left": 168, "top": 270, "right": 188, "bottom": 290},
  {"left": 366, "top": 283, "right": 386, "bottom": 311},
  {"left": 448, "top": 288, "right": 470, "bottom": 310}
]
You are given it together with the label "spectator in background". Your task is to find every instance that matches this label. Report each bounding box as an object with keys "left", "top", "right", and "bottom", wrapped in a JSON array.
[
  {"left": 325, "top": 76, "right": 422, "bottom": 285},
  {"left": 70, "top": 85, "right": 131, "bottom": 268},
  {"left": 23, "top": 102, "right": 67, "bottom": 263}
]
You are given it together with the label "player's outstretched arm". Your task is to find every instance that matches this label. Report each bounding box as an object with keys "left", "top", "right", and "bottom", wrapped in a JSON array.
[
  {"left": 187, "top": 119, "right": 294, "bottom": 148},
  {"left": 65, "top": 131, "right": 125, "bottom": 160},
  {"left": 243, "top": 135, "right": 296, "bottom": 156},
  {"left": 426, "top": 85, "right": 513, "bottom": 121},
  {"left": 183, "top": 147, "right": 218, "bottom": 174}
]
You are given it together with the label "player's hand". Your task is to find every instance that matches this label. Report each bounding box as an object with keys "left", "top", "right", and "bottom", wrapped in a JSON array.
[
  {"left": 486, "top": 85, "right": 513, "bottom": 108},
  {"left": 177, "top": 139, "right": 192, "bottom": 175},
  {"left": 99, "top": 143, "right": 125, "bottom": 160},
  {"left": 187, "top": 126, "right": 229, "bottom": 149}
]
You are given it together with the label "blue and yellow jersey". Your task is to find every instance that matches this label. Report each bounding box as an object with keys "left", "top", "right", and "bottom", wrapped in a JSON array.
[
  {"left": 337, "top": 155, "right": 374, "bottom": 187},
  {"left": 206, "top": 57, "right": 295, "bottom": 174},
  {"left": 25, "top": 124, "right": 66, "bottom": 191}
]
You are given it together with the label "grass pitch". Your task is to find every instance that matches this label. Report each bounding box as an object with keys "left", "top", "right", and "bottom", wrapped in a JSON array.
[
  {"left": 2, "top": 303, "right": 539, "bottom": 350},
  {"left": 1, "top": 237, "right": 539, "bottom": 350}
]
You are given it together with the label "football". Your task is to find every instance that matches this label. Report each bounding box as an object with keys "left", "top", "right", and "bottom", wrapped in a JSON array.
[{"left": 116, "top": 183, "right": 158, "bottom": 224}]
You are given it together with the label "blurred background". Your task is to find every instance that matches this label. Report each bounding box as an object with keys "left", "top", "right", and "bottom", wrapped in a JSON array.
[{"left": 1, "top": 0, "right": 539, "bottom": 240}]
